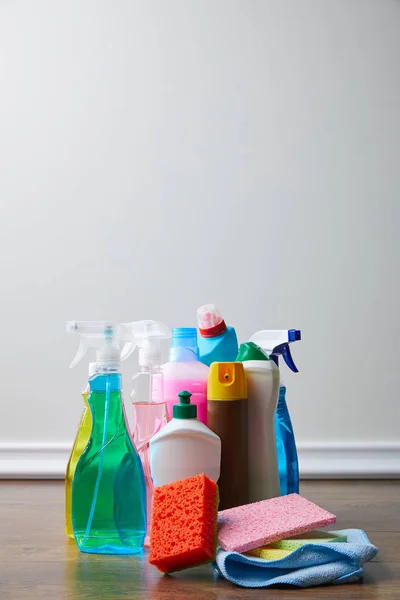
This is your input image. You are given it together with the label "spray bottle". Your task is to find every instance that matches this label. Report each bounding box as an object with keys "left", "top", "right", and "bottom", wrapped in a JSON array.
[
  {"left": 120, "top": 320, "right": 171, "bottom": 545},
  {"left": 250, "top": 329, "right": 301, "bottom": 496},
  {"left": 66, "top": 321, "right": 146, "bottom": 554},
  {"left": 65, "top": 361, "right": 96, "bottom": 538}
]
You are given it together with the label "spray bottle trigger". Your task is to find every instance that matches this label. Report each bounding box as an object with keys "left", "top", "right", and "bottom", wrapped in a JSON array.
[
  {"left": 69, "top": 340, "right": 89, "bottom": 369},
  {"left": 278, "top": 343, "right": 299, "bottom": 373},
  {"left": 121, "top": 342, "right": 136, "bottom": 362}
]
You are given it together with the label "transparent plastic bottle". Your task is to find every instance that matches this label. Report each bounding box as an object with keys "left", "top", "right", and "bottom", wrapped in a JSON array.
[
  {"left": 120, "top": 320, "right": 171, "bottom": 545},
  {"left": 66, "top": 321, "right": 146, "bottom": 555},
  {"left": 65, "top": 362, "right": 96, "bottom": 538},
  {"left": 275, "top": 383, "right": 299, "bottom": 495},
  {"left": 132, "top": 365, "right": 168, "bottom": 545},
  {"left": 72, "top": 371, "right": 146, "bottom": 554},
  {"left": 250, "top": 329, "right": 301, "bottom": 496}
]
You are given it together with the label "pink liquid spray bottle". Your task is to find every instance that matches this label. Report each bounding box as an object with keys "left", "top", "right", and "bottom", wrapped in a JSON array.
[{"left": 120, "top": 320, "right": 171, "bottom": 545}]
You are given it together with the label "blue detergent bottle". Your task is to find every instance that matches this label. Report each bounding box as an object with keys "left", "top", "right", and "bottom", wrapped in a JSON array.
[
  {"left": 250, "top": 329, "right": 301, "bottom": 496},
  {"left": 197, "top": 304, "right": 238, "bottom": 366}
]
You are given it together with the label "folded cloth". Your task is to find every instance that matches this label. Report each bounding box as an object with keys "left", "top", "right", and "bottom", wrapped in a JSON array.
[{"left": 213, "top": 529, "right": 378, "bottom": 588}]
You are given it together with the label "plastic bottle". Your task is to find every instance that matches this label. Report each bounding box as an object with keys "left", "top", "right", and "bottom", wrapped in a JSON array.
[
  {"left": 197, "top": 303, "right": 239, "bottom": 366},
  {"left": 149, "top": 390, "right": 221, "bottom": 486},
  {"left": 207, "top": 362, "right": 248, "bottom": 510},
  {"left": 65, "top": 361, "right": 96, "bottom": 539},
  {"left": 236, "top": 342, "right": 280, "bottom": 502},
  {"left": 66, "top": 321, "right": 146, "bottom": 554},
  {"left": 120, "top": 320, "right": 171, "bottom": 545},
  {"left": 163, "top": 328, "right": 209, "bottom": 425},
  {"left": 250, "top": 329, "right": 301, "bottom": 496}
]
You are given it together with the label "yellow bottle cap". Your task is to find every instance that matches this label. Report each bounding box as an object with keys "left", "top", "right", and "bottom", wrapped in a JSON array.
[{"left": 207, "top": 362, "right": 247, "bottom": 401}]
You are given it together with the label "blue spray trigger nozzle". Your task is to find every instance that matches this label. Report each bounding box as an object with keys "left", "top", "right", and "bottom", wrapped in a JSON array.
[
  {"left": 273, "top": 343, "right": 298, "bottom": 373},
  {"left": 249, "top": 329, "right": 301, "bottom": 373},
  {"left": 288, "top": 329, "right": 301, "bottom": 343}
]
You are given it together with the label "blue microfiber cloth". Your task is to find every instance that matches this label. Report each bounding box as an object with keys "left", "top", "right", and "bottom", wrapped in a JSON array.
[{"left": 214, "top": 529, "right": 378, "bottom": 588}]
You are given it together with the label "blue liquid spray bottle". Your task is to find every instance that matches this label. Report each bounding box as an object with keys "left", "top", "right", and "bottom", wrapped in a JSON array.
[
  {"left": 250, "top": 329, "right": 301, "bottom": 495},
  {"left": 66, "top": 321, "right": 146, "bottom": 554}
]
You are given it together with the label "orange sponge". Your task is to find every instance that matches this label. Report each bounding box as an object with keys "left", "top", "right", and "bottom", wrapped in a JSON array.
[{"left": 149, "top": 473, "right": 219, "bottom": 573}]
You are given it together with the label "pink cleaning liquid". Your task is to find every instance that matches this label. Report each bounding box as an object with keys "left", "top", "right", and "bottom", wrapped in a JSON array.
[
  {"left": 133, "top": 400, "right": 168, "bottom": 546},
  {"left": 163, "top": 362, "right": 209, "bottom": 425}
]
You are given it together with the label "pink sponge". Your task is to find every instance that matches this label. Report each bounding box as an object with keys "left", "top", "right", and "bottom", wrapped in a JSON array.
[{"left": 218, "top": 493, "right": 336, "bottom": 553}]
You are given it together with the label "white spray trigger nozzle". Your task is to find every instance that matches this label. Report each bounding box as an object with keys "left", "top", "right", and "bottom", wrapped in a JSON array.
[
  {"left": 120, "top": 320, "right": 171, "bottom": 368},
  {"left": 66, "top": 321, "right": 121, "bottom": 370},
  {"left": 69, "top": 339, "right": 89, "bottom": 369},
  {"left": 121, "top": 341, "right": 136, "bottom": 362}
]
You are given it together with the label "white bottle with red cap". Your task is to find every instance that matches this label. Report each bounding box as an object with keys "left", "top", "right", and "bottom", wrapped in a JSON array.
[{"left": 197, "top": 303, "right": 239, "bottom": 367}]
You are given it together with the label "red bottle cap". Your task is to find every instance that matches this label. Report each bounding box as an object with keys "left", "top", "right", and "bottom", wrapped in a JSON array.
[{"left": 197, "top": 304, "right": 227, "bottom": 338}]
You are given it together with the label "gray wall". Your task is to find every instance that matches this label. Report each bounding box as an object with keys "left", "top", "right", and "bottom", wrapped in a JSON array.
[{"left": 0, "top": 1, "right": 398, "bottom": 450}]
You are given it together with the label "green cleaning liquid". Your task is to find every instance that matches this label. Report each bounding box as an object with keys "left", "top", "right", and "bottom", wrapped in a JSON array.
[{"left": 72, "top": 372, "right": 146, "bottom": 554}]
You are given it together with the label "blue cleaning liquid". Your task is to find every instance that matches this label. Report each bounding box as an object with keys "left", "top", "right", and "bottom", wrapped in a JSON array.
[
  {"left": 72, "top": 373, "right": 146, "bottom": 554},
  {"left": 275, "top": 385, "right": 299, "bottom": 495}
]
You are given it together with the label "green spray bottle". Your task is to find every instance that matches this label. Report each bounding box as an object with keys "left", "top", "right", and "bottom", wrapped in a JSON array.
[{"left": 66, "top": 321, "right": 146, "bottom": 554}]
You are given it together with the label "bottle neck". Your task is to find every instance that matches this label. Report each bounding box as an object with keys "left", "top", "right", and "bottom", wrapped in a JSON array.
[
  {"left": 95, "top": 365, "right": 121, "bottom": 374},
  {"left": 140, "top": 364, "right": 162, "bottom": 374},
  {"left": 88, "top": 373, "right": 125, "bottom": 439},
  {"left": 89, "top": 372, "right": 121, "bottom": 390},
  {"left": 199, "top": 320, "right": 227, "bottom": 338}
]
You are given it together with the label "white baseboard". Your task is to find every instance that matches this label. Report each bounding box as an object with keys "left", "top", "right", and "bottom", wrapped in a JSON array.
[
  {"left": 0, "top": 442, "right": 399, "bottom": 479},
  {"left": 298, "top": 442, "right": 400, "bottom": 478},
  {"left": 0, "top": 444, "right": 70, "bottom": 479}
]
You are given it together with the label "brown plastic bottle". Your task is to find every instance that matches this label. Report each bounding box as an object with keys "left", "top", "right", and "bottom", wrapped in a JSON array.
[{"left": 207, "top": 362, "right": 248, "bottom": 510}]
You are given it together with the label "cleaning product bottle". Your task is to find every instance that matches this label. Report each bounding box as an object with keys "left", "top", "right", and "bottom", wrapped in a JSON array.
[
  {"left": 120, "top": 320, "right": 171, "bottom": 545},
  {"left": 250, "top": 329, "right": 301, "bottom": 496},
  {"left": 207, "top": 362, "right": 248, "bottom": 510},
  {"left": 65, "top": 361, "right": 96, "bottom": 539},
  {"left": 163, "top": 328, "right": 209, "bottom": 425},
  {"left": 66, "top": 321, "right": 146, "bottom": 554},
  {"left": 149, "top": 390, "right": 221, "bottom": 486},
  {"left": 197, "top": 303, "right": 239, "bottom": 366},
  {"left": 236, "top": 342, "right": 280, "bottom": 502}
]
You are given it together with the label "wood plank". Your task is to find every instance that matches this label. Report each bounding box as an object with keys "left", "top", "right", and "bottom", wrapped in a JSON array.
[{"left": 0, "top": 480, "right": 398, "bottom": 599}]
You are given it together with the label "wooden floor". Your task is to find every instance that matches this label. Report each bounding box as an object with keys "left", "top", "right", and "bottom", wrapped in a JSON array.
[{"left": 0, "top": 480, "right": 399, "bottom": 600}]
